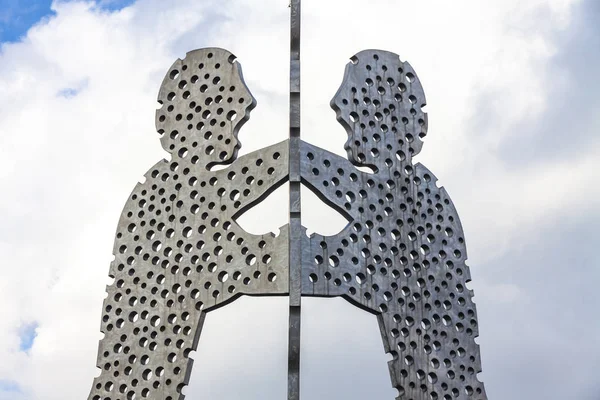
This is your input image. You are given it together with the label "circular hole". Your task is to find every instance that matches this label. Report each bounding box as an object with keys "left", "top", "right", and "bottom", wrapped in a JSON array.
[
  {"left": 227, "top": 110, "right": 237, "bottom": 121},
  {"left": 328, "top": 255, "right": 339, "bottom": 267}
]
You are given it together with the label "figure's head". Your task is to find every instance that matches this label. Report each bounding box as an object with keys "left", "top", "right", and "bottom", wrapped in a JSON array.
[
  {"left": 331, "top": 50, "right": 428, "bottom": 172},
  {"left": 155, "top": 48, "right": 256, "bottom": 169}
]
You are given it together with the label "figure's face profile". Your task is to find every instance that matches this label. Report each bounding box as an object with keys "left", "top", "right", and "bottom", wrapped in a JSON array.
[
  {"left": 155, "top": 48, "right": 256, "bottom": 169},
  {"left": 331, "top": 50, "right": 428, "bottom": 172}
]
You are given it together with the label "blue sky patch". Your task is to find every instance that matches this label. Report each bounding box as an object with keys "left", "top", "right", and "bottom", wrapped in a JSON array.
[
  {"left": 96, "top": 0, "right": 136, "bottom": 12},
  {"left": 18, "top": 322, "right": 38, "bottom": 352},
  {"left": 57, "top": 87, "right": 79, "bottom": 98},
  {"left": 0, "top": 380, "right": 21, "bottom": 393},
  {"left": 57, "top": 78, "right": 89, "bottom": 98},
  {"left": 0, "top": 0, "right": 136, "bottom": 44},
  {"left": 0, "top": 0, "right": 54, "bottom": 43}
]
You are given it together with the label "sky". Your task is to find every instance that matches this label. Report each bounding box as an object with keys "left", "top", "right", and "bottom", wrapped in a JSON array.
[{"left": 0, "top": 0, "right": 598, "bottom": 399}]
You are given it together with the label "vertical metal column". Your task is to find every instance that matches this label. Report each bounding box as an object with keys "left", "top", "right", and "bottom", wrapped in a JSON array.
[{"left": 288, "top": 0, "right": 301, "bottom": 399}]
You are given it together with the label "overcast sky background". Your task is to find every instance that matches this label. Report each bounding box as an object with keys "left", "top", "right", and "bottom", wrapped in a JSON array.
[{"left": 0, "top": 0, "right": 598, "bottom": 399}]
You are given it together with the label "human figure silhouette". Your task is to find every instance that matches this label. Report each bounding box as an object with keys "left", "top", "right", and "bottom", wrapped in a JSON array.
[
  {"left": 88, "top": 48, "right": 289, "bottom": 400},
  {"left": 300, "top": 50, "right": 487, "bottom": 400}
]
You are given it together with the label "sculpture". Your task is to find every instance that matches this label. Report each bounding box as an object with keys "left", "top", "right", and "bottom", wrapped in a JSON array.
[{"left": 87, "top": 3, "right": 487, "bottom": 399}]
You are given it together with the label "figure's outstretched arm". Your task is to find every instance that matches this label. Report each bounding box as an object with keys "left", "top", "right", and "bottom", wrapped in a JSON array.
[
  {"left": 299, "top": 140, "right": 368, "bottom": 221},
  {"left": 216, "top": 140, "right": 290, "bottom": 219}
]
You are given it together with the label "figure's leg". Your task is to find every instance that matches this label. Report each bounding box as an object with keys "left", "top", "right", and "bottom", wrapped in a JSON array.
[
  {"left": 88, "top": 230, "right": 290, "bottom": 400},
  {"left": 88, "top": 263, "right": 208, "bottom": 400},
  {"left": 377, "top": 301, "right": 487, "bottom": 400}
]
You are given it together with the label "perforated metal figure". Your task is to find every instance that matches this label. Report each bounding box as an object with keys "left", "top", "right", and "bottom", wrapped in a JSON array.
[
  {"left": 87, "top": 48, "right": 290, "bottom": 400},
  {"left": 300, "top": 50, "right": 487, "bottom": 400},
  {"left": 87, "top": 48, "right": 487, "bottom": 400}
]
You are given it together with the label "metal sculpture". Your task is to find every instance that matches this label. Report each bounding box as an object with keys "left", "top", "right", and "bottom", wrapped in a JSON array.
[
  {"left": 87, "top": 2, "right": 487, "bottom": 399},
  {"left": 300, "top": 49, "right": 486, "bottom": 400}
]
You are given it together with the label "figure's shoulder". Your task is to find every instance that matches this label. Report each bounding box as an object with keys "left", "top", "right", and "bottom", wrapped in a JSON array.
[
  {"left": 413, "top": 163, "right": 458, "bottom": 211},
  {"left": 139, "top": 158, "right": 179, "bottom": 184},
  {"left": 413, "top": 162, "right": 439, "bottom": 186},
  {"left": 413, "top": 162, "right": 467, "bottom": 250}
]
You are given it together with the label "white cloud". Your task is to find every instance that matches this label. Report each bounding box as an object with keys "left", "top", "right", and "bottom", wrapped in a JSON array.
[{"left": 0, "top": 0, "right": 596, "bottom": 399}]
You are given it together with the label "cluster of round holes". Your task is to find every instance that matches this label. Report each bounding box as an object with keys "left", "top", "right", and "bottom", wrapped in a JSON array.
[
  {"left": 300, "top": 49, "right": 486, "bottom": 400},
  {"left": 90, "top": 49, "right": 289, "bottom": 400}
]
